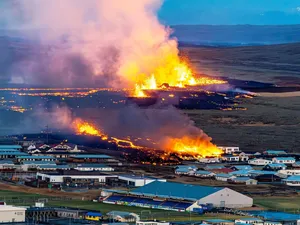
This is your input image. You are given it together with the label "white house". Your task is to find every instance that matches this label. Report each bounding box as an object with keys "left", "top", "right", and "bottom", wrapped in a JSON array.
[
  {"left": 215, "top": 173, "right": 236, "bottom": 182},
  {"left": 194, "top": 170, "right": 215, "bottom": 178},
  {"left": 272, "top": 157, "right": 295, "bottom": 165},
  {"left": 222, "top": 155, "right": 239, "bottom": 162},
  {"left": 248, "top": 158, "right": 272, "bottom": 166},
  {"left": 238, "top": 152, "right": 251, "bottom": 162},
  {"left": 235, "top": 218, "right": 263, "bottom": 225},
  {"left": 218, "top": 146, "right": 240, "bottom": 154},
  {"left": 199, "top": 157, "right": 220, "bottom": 164},
  {"left": 277, "top": 169, "right": 300, "bottom": 176}
]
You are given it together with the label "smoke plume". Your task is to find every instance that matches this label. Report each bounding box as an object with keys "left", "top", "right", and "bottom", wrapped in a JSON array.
[{"left": 4, "top": 0, "right": 178, "bottom": 88}]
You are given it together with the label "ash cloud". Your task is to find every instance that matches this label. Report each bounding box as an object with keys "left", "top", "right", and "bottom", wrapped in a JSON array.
[{"left": 2, "top": 0, "right": 178, "bottom": 88}]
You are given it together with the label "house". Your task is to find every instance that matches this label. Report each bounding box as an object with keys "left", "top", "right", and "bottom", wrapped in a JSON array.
[
  {"left": 292, "top": 161, "right": 300, "bottom": 168},
  {"left": 283, "top": 176, "right": 300, "bottom": 187},
  {"left": 0, "top": 152, "right": 28, "bottom": 159},
  {"left": 106, "top": 211, "right": 139, "bottom": 222},
  {"left": 69, "top": 154, "right": 114, "bottom": 163},
  {"left": 218, "top": 147, "right": 240, "bottom": 154},
  {"left": 277, "top": 169, "right": 300, "bottom": 176},
  {"left": 205, "top": 165, "right": 225, "bottom": 170},
  {"left": 229, "top": 170, "right": 252, "bottom": 177},
  {"left": 209, "top": 168, "right": 234, "bottom": 174},
  {"left": 175, "top": 165, "right": 197, "bottom": 175},
  {"left": 248, "top": 158, "right": 272, "bottom": 166},
  {"left": 229, "top": 177, "right": 257, "bottom": 185},
  {"left": 221, "top": 155, "right": 239, "bottom": 162},
  {"left": 75, "top": 164, "right": 114, "bottom": 172},
  {"left": 249, "top": 170, "right": 277, "bottom": 177},
  {"left": 264, "top": 150, "right": 287, "bottom": 156},
  {"left": 199, "top": 157, "right": 220, "bottom": 164},
  {"left": 255, "top": 174, "right": 282, "bottom": 182},
  {"left": 194, "top": 170, "right": 215, "bottom": 178},
  {"left": 230, "top": 165, "right": 253, "bottom": 171},
  {"left": 264, "top": 221, "right": 283, "bottom": 225},
  {"left": 238, "top": 152, "right": 250, "bottom": 162},
  {"left": 215, "top": 173, "right": 236, "bottom": 182},
  {"left": 0, "top": 160, "right": 15, "bottom": 170},
  {"left": 235, "top": 218, "right": 263, "bottom": 225},
  {"left": 272, "top": 157, "right": 295, "bottom": 165},
  {"left": 263, "top": 163, "right": 287, "bottom": 171}
]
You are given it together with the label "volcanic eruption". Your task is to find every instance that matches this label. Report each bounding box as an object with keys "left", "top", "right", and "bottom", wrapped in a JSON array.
[{"left": 4, "top": 0, "right": 226, "bottom": 160}]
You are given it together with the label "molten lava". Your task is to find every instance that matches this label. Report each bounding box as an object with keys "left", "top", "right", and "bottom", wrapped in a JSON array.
[
  {"left": 73, "top": 119, "right": 223, "bottom": 159},
  {"left": 164, "top": 136, "right": 223, "bottom": 159},
  {"left": 132, "top": 61, "right": 226, "bottom": 97},
  {"left": 73, "top": 119, "right": 108, "bottom": 140}
]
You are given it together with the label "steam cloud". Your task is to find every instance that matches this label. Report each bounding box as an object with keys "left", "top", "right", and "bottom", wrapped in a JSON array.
[{"left": 4, "top": 0, "right": 178, "bottom": 87}]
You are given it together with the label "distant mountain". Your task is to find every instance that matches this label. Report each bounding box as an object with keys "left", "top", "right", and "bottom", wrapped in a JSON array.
[{"left": 171, "top": 24, "right": 300, "bottom": 46}]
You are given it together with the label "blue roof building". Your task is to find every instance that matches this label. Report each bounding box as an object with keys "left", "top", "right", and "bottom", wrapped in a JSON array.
[
  {"left": 231, "top": 165, "right": 253, "bottom": 171},
  {"left": 17, "top": 155, "right": 55, "bottom": 161},
  {"left": 263, "top": 163, "right": 287, "bottom": 171},
  {"left": 265, "top": 150, "right": 287, "bottom": 155},
  {"left": 0, "top": 145, "right": 22, "bottom": 149},
  {"left": 229, "top": 170, "right": 253, "bottom": 177},
  {"left": 72, "top": 154, "right": 112, "bottom": 159},
  {"left": 195, "top": 170, "right": 215, "bottom": 177}
]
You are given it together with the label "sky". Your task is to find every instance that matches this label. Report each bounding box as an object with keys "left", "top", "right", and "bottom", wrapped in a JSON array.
[{"left": 159, "top": 0, "right": 300, "bottom": 25}]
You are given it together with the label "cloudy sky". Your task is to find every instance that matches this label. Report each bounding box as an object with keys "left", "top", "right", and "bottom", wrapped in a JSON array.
[{"left": 159, "top": 0, "right": 300, "bottom": 25}]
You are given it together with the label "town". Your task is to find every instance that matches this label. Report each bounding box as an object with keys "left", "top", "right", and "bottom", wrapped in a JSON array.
[{"left": 0, "top": 141, "right": 299, "bottom": 224}]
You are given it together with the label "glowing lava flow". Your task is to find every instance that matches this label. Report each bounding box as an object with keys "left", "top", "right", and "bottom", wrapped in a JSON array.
[
  {"left": 132, "top": 62, "right": 226, "bottom": 97},
  {"left": 74, "top": 119, "right": 222, "bottom": 159}
]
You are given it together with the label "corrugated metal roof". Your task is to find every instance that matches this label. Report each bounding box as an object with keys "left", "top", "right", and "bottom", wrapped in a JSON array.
[
  {"left": 195, "top": 170, "right": 213, "bottom": 175},
  {"left": 285, "top": 175, "right": 300, "bottom": 182},
  {"left": 22, "top": 161, "right": 56, "bottom": 165},
  {"left": 77, "top": 163, "right": 111, "bottom": 168},
  {"left": 266, "top": 163, "right": 287, "bottom": 168},
  {"left": 17, "top": 155, "right": 55, "bottom": 159},
  {"left": 0, "top": 152, "right": 28, "bottom": 156},
  {"left": 130, "top": 181, "right": 223, "bottom": 200},
  {"left": 0, "top": 145, "right": 21, "bottom": 149},
  {"left": 273, "top": 157, "right": 295, "bottom": 161},
  {"left": 232, "top": 165, "right": 253, "bottom": 170},
  {"left": 72, "top": 154, "right": 112, "bottom": 159}
]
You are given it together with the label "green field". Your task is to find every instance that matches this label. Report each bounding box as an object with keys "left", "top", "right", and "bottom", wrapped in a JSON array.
[{"left": 254, "top": 197, "right": 300, "bottom": 213}]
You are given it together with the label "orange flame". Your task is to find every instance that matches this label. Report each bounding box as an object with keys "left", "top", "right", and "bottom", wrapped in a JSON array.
[
  {"left": 131, "top": 61, "right": 226, "bottom": 97},
  {"left": 73, "top": 119, "right": 222, "bottom": 159}
]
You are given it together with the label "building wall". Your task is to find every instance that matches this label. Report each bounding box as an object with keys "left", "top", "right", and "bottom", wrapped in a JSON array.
[
  {"left": 198, "top": 188, "right": 253, "bottom": 208},
  {"left": 0, "top": 209, "right": 26, "bottom": 223}
]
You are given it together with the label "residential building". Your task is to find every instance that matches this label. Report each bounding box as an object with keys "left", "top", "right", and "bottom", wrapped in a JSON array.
[
  {"left": 218, "top": 147, "right": 240, "bottom": 154},
  {"left": 0, "top": 160, "right": 15, "bottom": 170},
  {"left": 238, "top": 152, "right": 250, "bottom": 162},
  {"left": 21, "top": 161, "right": 57, "bottom": 171},
  {"left": 292, "top": 161, "right": 300, "bottom": 168},
  {"left": 69, "top": 154, "right": 115, "bottom": 163},
  {"left": 215, "top": 173, "right": 236, "bottom": 182},
  {"left": 221, "top": 155, "right": 239, "bottom": 162},
  {"left": 229, "top": 177, "right": 258, "bottom": 185},
  {"left": 255, "top": 174, "right": 282, "bottom": 182},
  {"left": 175, "top": 165, "right": 197, "bottom": 175},
  {"left": 230, "top": 165, "right": 253, "bottom": 171},
  {"left": 278, "top": 169, "right": 300, "bottom": 176},
  {"left": 229, "top": 170, "right": 252, "bottom": 177},
  {"left": 199, "top": 157, "right": 220, "bottom": 163},
  {"left": 194, "top": 170, "right": 215, "bottom": 178},
  {"left": 263, "top": 163, "right": 287, "bottom": 171},
  {"left": 272, "top": 157, "right": 295, "bottom": 165},
  {"left": 264, "top": 150, "right": 287, "bottom": 156},
  {"left": 248, "top": 158, "right": 272, "bottom": 166},
  {"left": 283, "top": 176, "right": 300, "bottom": 187}
]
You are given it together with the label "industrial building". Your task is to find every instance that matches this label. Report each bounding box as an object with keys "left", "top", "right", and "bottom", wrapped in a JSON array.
[
  {"left": 118, "top": 174, "right": 166, "bottom": 187},
  {"left": 102, "top": 181, "right": 253, "bottom": 209},
  {"left": 37, "top": 170, "right": 117, "bottom": 184},
  {"left": 0, "top": 205, "right": 26, "bottom": 223}
]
